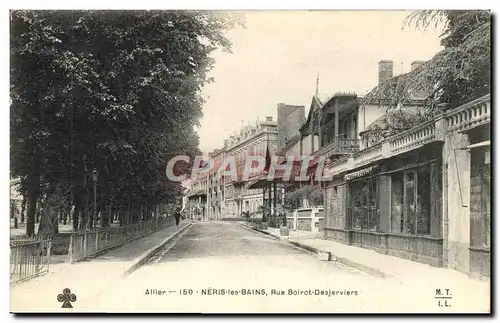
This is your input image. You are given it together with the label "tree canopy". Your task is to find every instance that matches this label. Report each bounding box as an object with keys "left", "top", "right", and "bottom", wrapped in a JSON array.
[
  {"left": 363, "top": 10, "right": 491, "bottom": 110},
  {"left": 10, "top": 10, "right": 241, "bottom": 236}
]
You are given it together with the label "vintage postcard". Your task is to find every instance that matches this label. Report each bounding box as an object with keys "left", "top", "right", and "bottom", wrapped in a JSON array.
[{"left": 9, "top": 9, "right": 491, "bottom": 314}]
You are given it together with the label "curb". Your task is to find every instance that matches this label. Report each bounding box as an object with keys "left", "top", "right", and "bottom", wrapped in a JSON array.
[
  {"left": 122, "top": 222, "right": 193, "bottom": 277},
  {"left": 78, "top": 232, "right": 156, "bottom": 262},
  {"left": 238, "top": 223, "right": 280, "bottom": 240},
  {"left": 240, "top": 223, "right": 388, "bottom": 279}
]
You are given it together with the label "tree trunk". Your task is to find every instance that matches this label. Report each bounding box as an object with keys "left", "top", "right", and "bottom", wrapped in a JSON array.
[
  {"left": 88, "top": 199, "right": 94, "bottom": 230},
  {"left": 119, "top": 207, "right": 125, "bottom": 226},
  {"left": 38, "top": 198, "right": 58, "bottom": 238},
  {"left": 20, "top": 194, "right": 26, "bottom": 223},
  {"left": 125, "top": 194, "right": 132, "bottom": 226},
  {"left": 63, "top": 204, "right": 68, "bottom": 225},
  {"left": 35, "top": 199, "right": 42, "bottom": 224},
  {"left": 75, "top": 190, "right": 86, "bottom": 231},
  {"left": 105, "top": 197, "right": 113, "bottom": 227},
  {"left": 54, "top": 210, "right": 59, "bottom": 234},
  {"left": 73, "top": 193, "right": 82, "bottom": 231},
  {"left": 84, "top": 193, "right": 91, "bottom": 230},
  {"left": 73, "top": 206, "right": 80, "bottom": 231},
  {"left": 102, "top": 202, "right": 111, "bottom": 228},
  {"left": 25, "top": 174, "right": 40, "bottom": 238}
]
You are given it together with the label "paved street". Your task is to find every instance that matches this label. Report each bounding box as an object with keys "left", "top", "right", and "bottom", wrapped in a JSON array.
[
  {"left": 10, "top": 222, "right": 489, "bottom": 313},
  {"left": 86, "top": 222, "right": 487, "bottom": 313}
]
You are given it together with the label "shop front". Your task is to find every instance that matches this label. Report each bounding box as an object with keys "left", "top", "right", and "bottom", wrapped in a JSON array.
[
  {"left": 468, "top": 125, "right": 490, "bottom": 278},
  {"left": 325, "top": 143, "right": 444, "bottom": 267}
]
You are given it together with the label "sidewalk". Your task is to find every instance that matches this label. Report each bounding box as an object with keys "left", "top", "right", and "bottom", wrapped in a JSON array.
[
  {"left": 10, "top": 221, "right": 191, "bottom": 312},
  {"left": 244, "top": 224, "right": 490, "bottom": 304}
]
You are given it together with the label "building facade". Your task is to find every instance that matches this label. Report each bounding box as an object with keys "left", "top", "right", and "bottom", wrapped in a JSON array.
[
  {"left": 322, "top": 94, "right": 491, "bottom": 279},
  {"left": 223, "top": 116, "right": 278, "bottom": 218},
  {"left": 184, "top": 174, "right": 209, "bottom": 221},
  {"left": 185, "top": 103, "right": 307, "bottom": 220},
  {"left": 206, "top": 148, "right": 226, "bottom": 220}
]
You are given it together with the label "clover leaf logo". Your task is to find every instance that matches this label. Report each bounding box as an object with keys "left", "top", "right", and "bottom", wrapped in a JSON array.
[{"left": 57, "top": 288, "right": 77, "bottom": 308}]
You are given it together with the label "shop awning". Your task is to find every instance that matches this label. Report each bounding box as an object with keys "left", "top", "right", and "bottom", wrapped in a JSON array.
[{"left": 344, "top": 166, "right": 377, "bottom": 181}]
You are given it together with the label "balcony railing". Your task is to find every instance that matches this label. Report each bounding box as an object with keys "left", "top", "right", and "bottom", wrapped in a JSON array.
[
  {"left": 353, "top": 142, "right": 383, "bottom": 168},
  {"left": 327, "top": 157, "right": 350, "bottom": 176},
  {"left": 325, "top": 94, "right": 490, "bottom": 179},
  {"left": 446, "top": 94, "right": 490, "bottom": 132},
  {"left": 389, "top": 120, "right": 436, "bottom": 156},
  {"left": 316, "top": 138, "right": 359, "bottom": 158}
]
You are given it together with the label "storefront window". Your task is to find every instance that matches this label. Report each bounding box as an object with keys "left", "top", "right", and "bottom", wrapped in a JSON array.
[
  {"left": 470, "top": 147, "right": 491, "bottom": 249},
  {"left": 417, "top": 166, "right": 431, "bottom": 235},
  {"left": 404, "top": 171, "right": 416, "bottom": 234},
  {"left": 391, "top": 173, "right": 404, "bottom": 233},
  {"left": 368, "top": 179, "right": 379, "bottom": 231},
  {"left": 348, "top": 178, "right": 379, "bottom": 231},
  {"left": 391, "top": 165, "right": 432, "bottom": 235},
  {"left": 351, "top": 181, "right": 362, "bottom": 230}
]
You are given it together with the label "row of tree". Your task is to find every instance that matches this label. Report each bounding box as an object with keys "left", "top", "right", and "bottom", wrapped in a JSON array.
[{"left": 10, "top": 10, "right": 240, "bottom": 237}]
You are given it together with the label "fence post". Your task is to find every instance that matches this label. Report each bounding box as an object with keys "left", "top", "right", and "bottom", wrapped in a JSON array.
[
  {"left": 68, "top": 234, "right": 74, "bottom": 263},
  {"left": 47, "top": 240, "right": 52, "bottom": 271},
  {"left": 105, "top": 229, "right": 108, "bottom": 247},
  {"left": 95, "top": 230, "right": 100, "bottom": 253},
  {"left": 83, "top": 232, "right": 88, "bottom": 257}
]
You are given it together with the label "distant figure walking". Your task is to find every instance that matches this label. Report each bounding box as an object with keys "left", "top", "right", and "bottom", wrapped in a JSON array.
[{"left": 174, "top": 208, "right": 181, "bottom": 226}]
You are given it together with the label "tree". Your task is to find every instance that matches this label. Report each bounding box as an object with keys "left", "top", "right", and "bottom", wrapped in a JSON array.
[
  {"left": 309, "top": 185, "right": 324, "bottom": 207},
  {"left": 284, "top": 190, "right": 301, "bottom": 212},
  {"left": 10, "top": 10, "right": 242, "bottom": 237},
  {"left": 363, "top": 10, "right": 491, "bottom": 111}
]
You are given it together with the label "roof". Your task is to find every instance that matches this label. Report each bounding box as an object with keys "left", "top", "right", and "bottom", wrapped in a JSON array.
[
  {"left": 322, "top": 92, "right": 358, "bottom": 109},
  {"left": 362, "top": 63, "right": 433, "bottom": 107},
  {"left": 300, "top": 94, "right": 324, "bottom": 133},
  {"left": 365, "top": 108, "right": 417, "bottom": 130},
  {"left": 359, "top": 108, "right": 420, "bottom": 136},
  {"left": 277, "top": 134, "right": 302, "bottom": 156}
]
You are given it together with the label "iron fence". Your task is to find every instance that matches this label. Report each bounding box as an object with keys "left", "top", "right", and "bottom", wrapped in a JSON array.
[
  {"left": 10, "top": 238, "right": 51, "bottom": 284},
  {"left": 68, "top": 216, "right": 175, "bottom": 263}
]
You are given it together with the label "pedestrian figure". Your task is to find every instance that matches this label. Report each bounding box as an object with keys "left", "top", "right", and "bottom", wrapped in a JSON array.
[{"left": 174, "top": 208, "right": 181, "bottom": 226}]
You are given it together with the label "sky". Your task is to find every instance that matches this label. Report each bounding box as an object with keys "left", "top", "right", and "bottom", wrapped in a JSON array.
[{"left": 197, "top": 11, "right": 444, "bottom": 153}]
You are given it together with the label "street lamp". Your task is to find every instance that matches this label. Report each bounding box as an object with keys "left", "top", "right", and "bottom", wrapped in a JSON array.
[{"left": 92, "top": 169, "right": 98, "bottom": 227}]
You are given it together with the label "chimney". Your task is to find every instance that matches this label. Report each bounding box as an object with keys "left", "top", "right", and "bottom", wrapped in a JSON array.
[
  {"left": 378, "top": 60, "right": 393, "bottom": 85},
  {"left": 411, "top": 60, "right": 425, "bottom": 71},
  {"left": 266, "top": 116, "right": 273, "bottom": 122},
  {"left": 224, "top": 139, "right": 229, "bottom": 148}
]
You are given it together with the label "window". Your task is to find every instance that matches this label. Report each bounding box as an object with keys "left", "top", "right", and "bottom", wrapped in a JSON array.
[
  {"left": 349, "top": 178, "right": 379, "bottom": 231},
  {"left": 391, "top": 165, "right": 432, "bottom": 235},
  {"left": 470, "top": 147, "right": 491, "bottom": 249},
  {"left": 404, "top": 171, "right": 416, "bottom": 234},
  {"left": 391, "top": 173, "right": 404, "bottom": 233},
  {"left": 416, "top": 166, "right": 431, "bottom": 235}
]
